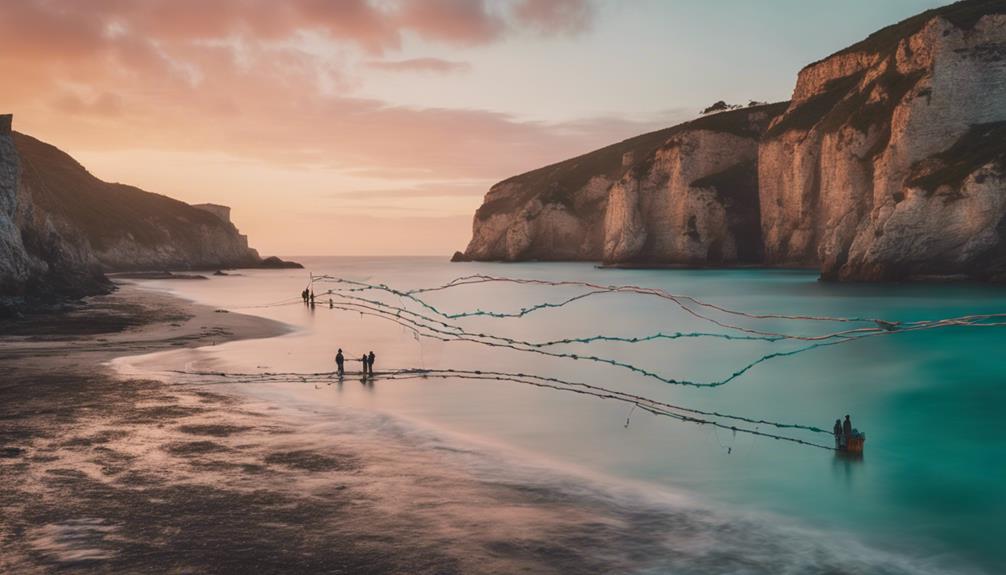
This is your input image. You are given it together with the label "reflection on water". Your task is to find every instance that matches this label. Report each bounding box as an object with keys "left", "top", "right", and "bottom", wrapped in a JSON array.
[
  {"left": 831, "top": 452, "right": 863, "bottom": 489},
  {"left": 115, "top": 257, "right": 1006, "bottom": 574}
]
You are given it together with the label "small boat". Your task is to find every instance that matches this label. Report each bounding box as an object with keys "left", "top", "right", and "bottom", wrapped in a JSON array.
[{"left": 842, "top": 431, "right": 866, "bottom": 454}]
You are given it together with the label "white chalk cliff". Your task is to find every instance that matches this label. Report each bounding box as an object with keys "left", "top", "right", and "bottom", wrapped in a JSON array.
[{"left": 460, "top": 0, "right": 1006, "bottom": 281}]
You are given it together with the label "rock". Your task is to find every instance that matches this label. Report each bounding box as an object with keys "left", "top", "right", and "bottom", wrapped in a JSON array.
[
  {"left": 258, "top": 256, "right": 303, "bottom": 269},
  {"left": 110, "top": 271, "right": 208, "bottom": 280},
  {"left": 458, "top": 0, "right": 1006, "bottom": 282},
  {"left": 0, "top": 115, "right": 289, "bottom": 304},
  {"left": 450, "top": 251, "right": 469, "bottom": 262},
  {"left": 761, "top": 4, "right": 1006, "bottom": 280},
  {"left": 461, "top": 104, "right": 785, "bottom": 265}
]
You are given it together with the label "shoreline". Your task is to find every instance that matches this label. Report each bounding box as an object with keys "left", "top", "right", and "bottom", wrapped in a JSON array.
[
  {"left": 0, "top": 280, "right": 971, "bottom": 574},
  {"left": 0, "top": 281, "right": 693, "bottom": 573}
]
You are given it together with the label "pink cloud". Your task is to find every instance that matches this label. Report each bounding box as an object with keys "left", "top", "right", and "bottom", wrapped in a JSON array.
[
  {"left": 0, "top": 0, "right": 629, "bottom": 255},
  {"left": 366, "top": 57, "right": 471, "bottom": 74},
  {"left": 514, "top": 0, "right": 594, "bottom": 35}
]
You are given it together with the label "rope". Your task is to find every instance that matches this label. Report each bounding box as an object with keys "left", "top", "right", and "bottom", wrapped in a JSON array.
[{"left": 165, "top": 367, "right": 837, "bottom": 451}]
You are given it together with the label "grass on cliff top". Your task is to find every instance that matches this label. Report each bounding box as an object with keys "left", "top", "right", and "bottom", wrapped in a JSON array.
[
  {"left": 476, "top": 102, "right": 789, "bottom": 221},
  {"left": 14, "top": 132, "right": 232, "bottom": 251},
  {"left": 806, "top": 0, "right": 1006, "bottom": 68},
  {"left": 907, "top": 121, "right": 1006, "bottom": 193}
]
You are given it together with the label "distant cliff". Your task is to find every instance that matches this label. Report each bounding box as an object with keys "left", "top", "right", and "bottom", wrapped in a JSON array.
[
  {"left": 459, "top": 0, "right": 1006, "bottom": 281},
  {"left": 1, "top": 115, "right": 293, "bottom": 306},
  {"left": 463, "top": 103, "right": 786, "bottom": 264}
]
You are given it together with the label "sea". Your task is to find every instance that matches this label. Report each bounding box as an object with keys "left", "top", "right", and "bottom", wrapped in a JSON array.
[{"left": 113, "top": 256, "right": 1006, "bottom": 574}]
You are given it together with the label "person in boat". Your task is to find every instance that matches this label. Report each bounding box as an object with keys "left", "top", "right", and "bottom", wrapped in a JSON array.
[
  {"left": 335, "top": 348, "right": 345, "bottom": 376},
  {"left": 367, "top": 351, "right": 375, "bottom": 375},
  {"left": 833, "top": 419, "right": 844, "bottom": 449},
  {"left": 843, "top": 415, "right": 853, "bottom": 443}
]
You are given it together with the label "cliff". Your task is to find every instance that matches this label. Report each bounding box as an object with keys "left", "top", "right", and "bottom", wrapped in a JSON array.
[
  {"left": 760, "top": 0, "right": 1006, "bottom": 280},
  {"left": 460, "top": 0, "right": 1006, "bottom": 281},
  {"left": 0, "top": 117, "right": 105, "bottom": 300},
  {"left": 463, "top": 103, "right": 787, "bottom": 263},
  {"left": 0, "top": 116, "right": 280, "bottom": 306}
]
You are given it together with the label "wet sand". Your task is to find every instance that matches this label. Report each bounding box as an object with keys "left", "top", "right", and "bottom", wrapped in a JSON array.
[
  {"left": 0, "top": 284, "right": 679, "bottom": 574},
  {"left": 1, "top": 283, "right": 947, "bottom": 574}
]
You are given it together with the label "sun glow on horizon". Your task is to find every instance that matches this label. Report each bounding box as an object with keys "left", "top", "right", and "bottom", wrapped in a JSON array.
[{"left": 0, "top": 0, "right": 948, "bottom": 255}]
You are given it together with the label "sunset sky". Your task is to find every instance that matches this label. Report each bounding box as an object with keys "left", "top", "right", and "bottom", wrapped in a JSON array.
[{"left": 0, "top": 0, "right": 949, "bottom": 256}]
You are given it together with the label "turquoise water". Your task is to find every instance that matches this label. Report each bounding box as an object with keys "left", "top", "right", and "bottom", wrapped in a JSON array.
[{"left": 121, "top": 257, "right": 1006, "bottom": 574}]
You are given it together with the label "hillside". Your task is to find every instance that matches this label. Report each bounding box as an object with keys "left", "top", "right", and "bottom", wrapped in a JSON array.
[{"left": 1, "top": 114, "right": 297, "bottom": 309}]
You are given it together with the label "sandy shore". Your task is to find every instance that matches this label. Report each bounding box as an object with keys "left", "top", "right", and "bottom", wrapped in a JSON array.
[
  {"left": 0, "top": 281, "right": 953, "bottom": 575},
  {"left": 0, "top": 283, "right": 688, "bottom": 574}
]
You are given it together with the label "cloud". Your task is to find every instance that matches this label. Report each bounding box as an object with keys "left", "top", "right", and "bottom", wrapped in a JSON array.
[
  {"left": 0, "top": 0, "right": 595, "bottom": 62},
  {"left": 51, "top": 91, "right": 124, "bottom": 117},
  {"left": 366, "top": 57, "right": 471, "bottom": 74},
  {"left": 0, "top": 0, "right": 639, "bottom": 255},
  {"left": 513, "top": 0, "right": 595, "bottom": 35}
]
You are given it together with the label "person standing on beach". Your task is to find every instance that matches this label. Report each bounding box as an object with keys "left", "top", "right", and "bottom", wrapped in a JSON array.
[
  {"left": 361, "top": 353, "right": 368, "bottom": 376},
  {"left": 335, "top": 348, "right": 345, "bottom": 376},
  {"left": 367, "top": 351, "right": 375, "bottom": 375}
]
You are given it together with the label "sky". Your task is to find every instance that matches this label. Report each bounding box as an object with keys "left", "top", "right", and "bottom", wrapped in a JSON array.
[{"left": 0, "top": 0, "right": 950, "bottom": 256}]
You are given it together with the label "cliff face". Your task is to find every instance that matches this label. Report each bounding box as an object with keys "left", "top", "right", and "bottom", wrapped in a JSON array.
[
  {"left": 0, "top": 115, "right": 264, "bottom": 303},
  {"left": 760, "top": 1, "right": 1006, "bottom": 280},
  {"left": 13, "top": 132, "right": 261, "bottom": 273},
  {"left": 0, "top": 116, "right": 104, "bottom": 299},
  {"left": 463, "top": 104, "right": 786, "bottom": 263},
  {"left": 460, "top": 0, "right": 1006, "bottom": 281}
]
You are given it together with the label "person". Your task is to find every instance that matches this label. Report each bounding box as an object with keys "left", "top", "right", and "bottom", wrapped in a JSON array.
[
  {"left": 301, "top": 288, "right": 308, "bottom": 303},
  {"left": 367, "top": 351, "right": 375, "bottom": 375},
  {"left": 833, "top": 419, "right": 844, "bottom": 449},
  {"left": 843, "top": 415, "right": 853, "bottom": 442},
  {"left": 310, "top": 289, "right": 315, "bottom": 305},
  {"left": 361, "top": 354, "right": 368, "bottom": 376},
  {"left": 329, "top": 298, "right": 333, "bottom": 309},
  {"left": 335, "top": 348, "right": 345, "bottom": 376}
]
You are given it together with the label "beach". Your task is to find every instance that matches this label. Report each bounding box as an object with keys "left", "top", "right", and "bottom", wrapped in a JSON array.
[
  {"left": 0, "top": 282, "right": 721, "bottom": 574},
  {"left": 3, "top": 264, "right": 997, "bottom": 574}
]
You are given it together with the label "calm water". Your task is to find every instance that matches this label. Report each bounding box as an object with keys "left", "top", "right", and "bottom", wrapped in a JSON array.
[{"left": 116, "top": 257, "right": 1006, "bottom": 574}]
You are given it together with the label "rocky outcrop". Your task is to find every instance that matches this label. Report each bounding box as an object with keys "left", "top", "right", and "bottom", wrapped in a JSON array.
[
  {"left": 460, "top": 0, "right": 1006, "bottom": 282},
  {"left": 1, "top": 115, "right": 281, "bottom": 306},
  {"left": 12, "top": 131, "right": 262, "bottom": 273},
  {"left": 0, "top": 115, "right": 105, "bottom": 301},
  {"left": 462, "top": 104, "right": 786, "bottom": 264},
  {"left": 760, "top": 1, "right": 1006, "bottom": 280}
]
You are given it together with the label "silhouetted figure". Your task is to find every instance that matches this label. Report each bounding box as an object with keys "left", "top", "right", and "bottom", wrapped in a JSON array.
[
  {"left": 843, "top": 415, "right": 853, "bottom": 442},
  {"left": 833, "top": 419, "right": 844, "bottom": 449},
  {"left": 301, "top": 288, "right": 309, "bottom": 303},
  {"left": 310, "top": 289, "right": 315, "bottom": 305},
  {"left": 335, "top": 348, "right": 345, "bottom": 376},
  {"left": 367, "top": 351, "right": 375, "bottom": 375},
  {"left": 361, "top": 354, "right": 368, "bottom": 376},
  {"left": 329, "top": 298, "right": 333, "bottom": 309}
]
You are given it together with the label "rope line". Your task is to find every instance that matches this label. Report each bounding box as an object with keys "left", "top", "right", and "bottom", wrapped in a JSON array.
[{"left": 165, "top": 367, "right": 837, "bottom": 450}]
